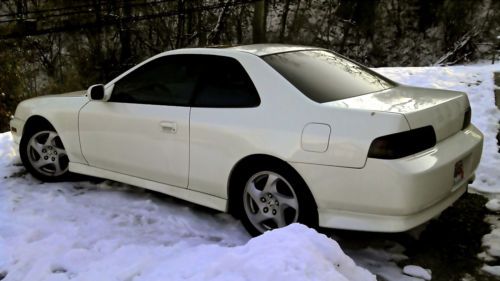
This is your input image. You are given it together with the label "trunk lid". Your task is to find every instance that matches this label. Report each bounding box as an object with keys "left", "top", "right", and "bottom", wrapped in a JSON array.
[{"left": 326, "top": 85, "right": 469, "bottom": 142}]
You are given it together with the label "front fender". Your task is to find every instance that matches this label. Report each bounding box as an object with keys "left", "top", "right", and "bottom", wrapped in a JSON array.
[{"left": 13, "top": 93, "right": 90, "bottom": 165}]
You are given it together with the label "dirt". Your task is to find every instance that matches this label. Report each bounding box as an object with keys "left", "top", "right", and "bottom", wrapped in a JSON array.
[{"left": 404, "top": 193, "right": 494, "bottom": 281}]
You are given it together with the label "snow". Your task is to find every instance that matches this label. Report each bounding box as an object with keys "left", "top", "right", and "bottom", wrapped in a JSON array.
[
  {"left": 0, "top": 132, "right": 375, "bottom": 281},
  {"left": 402, "top": 265, "right": 432, "bottom": 280},
  {"left": 486, "top": 198, "right": 500, "bottom": 212},
  {"left": 1, "top": 62, "right": 500, "bottom": 280},
  {"left": 481, "top": 215, "right": 500, "bottom": 263},
  {"left": 375, "top": 63, "right": 500, "bottom": 193},
  {"left": 347, "top": 247, "right": 424, "bottom": 281},
  {"left": 482, "top": 265, "right": 500, "bottom": 276}
]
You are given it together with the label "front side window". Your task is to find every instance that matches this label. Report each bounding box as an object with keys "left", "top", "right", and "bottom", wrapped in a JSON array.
[
  {"left": 109, "top": 55, "right": 199, "bottom": 106},
  {"left": 262, "top": 50, "right": 395, "bottom": 103}
]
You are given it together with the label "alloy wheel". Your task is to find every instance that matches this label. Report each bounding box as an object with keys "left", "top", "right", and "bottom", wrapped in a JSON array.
[
  {"left": 243, "top": 171, "right": 299, "bottom": 233},
  {"left": 26, "top": 130, "right": 69, "bottom": 177}
]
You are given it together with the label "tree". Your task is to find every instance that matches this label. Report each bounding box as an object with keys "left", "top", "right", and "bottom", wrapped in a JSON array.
[{"left": 252, "top": 0, "right": 266, "bottom": 43}]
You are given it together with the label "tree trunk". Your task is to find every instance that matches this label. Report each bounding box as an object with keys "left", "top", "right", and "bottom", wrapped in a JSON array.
[
  {"left": 176, "top": 0, "right": 185, "bottom": 48},
  {"left": 92, "top": 0, "right": 104, "bottom": 81},
  {"left": 196, "top": 0, "right": 206, "bottom": 46},
  {"left": 186, "top": 0, "right": 193, "bottom": 43},
  {"left": 279, "top": 0, "right": 290, "bottom": 42},
  {"left": 289, "top": 0, "right": 302, "bottom": 40},
  {"left": 236, "top": 5, "right": 245, "bottom": 44},
  {"left": 252, "top": 0, "right": 266, "bottom": 43},
  {"left": 119, "top": 0, "right": 132, "bottom": 66},
  {"left": 208, "top": 0, "right": 231, "bottom": 45}
]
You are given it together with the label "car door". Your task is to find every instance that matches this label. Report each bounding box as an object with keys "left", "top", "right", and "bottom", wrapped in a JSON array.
[
  {"left": 79, "top": 55, "right": 199, "bottom": 188},
  {"left": 188, "top": 55, "right": 262, "bottom": 197}
]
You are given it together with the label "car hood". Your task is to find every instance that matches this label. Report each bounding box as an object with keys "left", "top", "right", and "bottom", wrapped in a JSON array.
[
  {"left": 26, "top": 90, "right": 87, "bottom": 101},
  {"left": 50, "top": 90, "right": 87, "bottom": 98},
  {"left": 14, "top": 90, "right": 89, "bottom": 123},
  {"left": 325, "top": 85, "right": 470, "bottom": 141}
]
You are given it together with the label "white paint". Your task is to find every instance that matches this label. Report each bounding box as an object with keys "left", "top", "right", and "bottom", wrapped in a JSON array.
[{"left": 301, "top": 123, "right": 331, "bottom": 152}]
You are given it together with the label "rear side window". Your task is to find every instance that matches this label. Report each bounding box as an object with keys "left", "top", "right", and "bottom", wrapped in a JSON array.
[
  {"left": 262, "top": 50, "right": 395, "bottom": 103},
  {"left": 193, "top": 56, "right": 260, "bottom": 108}
]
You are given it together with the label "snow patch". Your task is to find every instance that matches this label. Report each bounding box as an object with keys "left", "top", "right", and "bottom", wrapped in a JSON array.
[
  {"left": 403, "top": 265, "right": 432, "bottom": 280},
  {"left": 134, "top": 224, "right": 376, "bottom": 281},
  {"left": 482, "top": 265, "right": 500, "bottom": 276},
  {"left": 486, "top": 199, "right": 500, "bottom": 212},
  {"left": 348, "top": 247, "right": 421, "bottom": 281},
  {"left": 483, "top": 215, "right": 500, "bottom": 258}
]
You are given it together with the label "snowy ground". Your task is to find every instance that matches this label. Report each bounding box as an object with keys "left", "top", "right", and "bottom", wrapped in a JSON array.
[
  {"left": 0, "top": 63, "right": 499, "bottom": 281},
  {"left": 0, "top": 133, "right": 376, "bottom": 281}
]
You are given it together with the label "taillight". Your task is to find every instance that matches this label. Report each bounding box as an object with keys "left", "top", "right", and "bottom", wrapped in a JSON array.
[
  {"left": 368, "top": 126, "right": 436, "bottom": 159},
  {"left": 462, "top": 107, "right": 471, "bottom": 130}
]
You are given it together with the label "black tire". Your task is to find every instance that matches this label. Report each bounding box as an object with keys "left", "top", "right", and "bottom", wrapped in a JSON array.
[
  {"left": 20, "top": 124, "right": 71, "bottom": 182},
  {"left": 235, "top": 163, "right": 318, "bottom": 237}
]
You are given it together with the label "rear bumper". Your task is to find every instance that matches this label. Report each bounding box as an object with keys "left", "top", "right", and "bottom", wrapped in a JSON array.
[
  {"left": 290, "top": 124, "right": 483, "bottom": 232},
  {"left": 316, "top": 184, "right": 467, "bottom": 232}
]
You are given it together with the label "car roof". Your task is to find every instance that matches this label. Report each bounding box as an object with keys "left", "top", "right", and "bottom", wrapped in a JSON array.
[
  {"left": 227, "top": 44, "right": 318, "bottom": 56},
  {"left": 160, "top": 44, "right": 320, "bottom": 58}
]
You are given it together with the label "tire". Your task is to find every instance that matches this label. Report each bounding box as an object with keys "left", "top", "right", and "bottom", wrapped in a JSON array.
[
  {"left": 20, "top": 125, "right": 71, "bottom": 182},
  {"left": 236, "top": 163, "right": 318, "bottom": 236}
]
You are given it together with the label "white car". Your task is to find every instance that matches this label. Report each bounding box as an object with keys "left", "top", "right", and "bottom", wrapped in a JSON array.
[{"left": 10, "top": 44, "right": 483, "bottom": 236}]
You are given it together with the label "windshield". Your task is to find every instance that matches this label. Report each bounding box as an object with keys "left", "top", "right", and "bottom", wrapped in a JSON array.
[{"left": 262, "top": 50, "right": 395, "bottom": 103}]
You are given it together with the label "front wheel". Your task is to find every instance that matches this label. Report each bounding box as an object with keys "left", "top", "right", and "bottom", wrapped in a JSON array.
[
  {"left": 20, "top": 128, "right": 70, "bottom": 181},
  {"left": 238, "top": 166, "right": 317, "bottom": 236}
]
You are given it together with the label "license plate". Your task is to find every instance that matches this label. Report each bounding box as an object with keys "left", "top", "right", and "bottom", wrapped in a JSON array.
[{"left": 454, "top": 160, "right": 464, "bottom": 185}]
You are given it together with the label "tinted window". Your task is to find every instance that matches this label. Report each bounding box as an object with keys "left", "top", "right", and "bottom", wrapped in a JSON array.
[
  {"left": 262, "top": 50, "right": 395, "bottom": 103},
  {"left": 193, "top": 56, "right": 260, "bottom": 107},
  {"left": 109, "top": 55, "right": 199, "bottom": 106}
]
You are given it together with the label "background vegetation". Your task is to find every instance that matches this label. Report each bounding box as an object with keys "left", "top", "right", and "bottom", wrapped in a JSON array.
[{"left": 0, "top": 0, "right": 499, "bottom": 132}]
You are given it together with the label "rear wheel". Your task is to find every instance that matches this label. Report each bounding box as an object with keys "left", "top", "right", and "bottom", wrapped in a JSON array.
[
  {"left": 237, "top": 164, "right": 317, "bottom": 236},
  {"left": 20, "top": 128, "right": 70, "bottom": 181}
]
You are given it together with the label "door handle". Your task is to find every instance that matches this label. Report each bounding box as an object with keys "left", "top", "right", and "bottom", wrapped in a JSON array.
[{"left": 159, "top": 121, "right": 177, "bottom": 133}]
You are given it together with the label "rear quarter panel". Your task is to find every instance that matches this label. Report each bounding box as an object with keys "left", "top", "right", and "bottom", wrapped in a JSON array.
[{"left": 187, "top": 50, "right": 411, "bottom": 198}]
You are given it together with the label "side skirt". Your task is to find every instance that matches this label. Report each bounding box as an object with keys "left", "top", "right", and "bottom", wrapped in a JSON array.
[{"left": 69, "top": 162, "right": 228, "bottom": 212}]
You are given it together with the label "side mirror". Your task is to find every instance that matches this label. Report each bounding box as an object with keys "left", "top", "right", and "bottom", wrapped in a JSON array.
[{"left": 87, "top": 84, "right": 105, "bottom": 100}]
